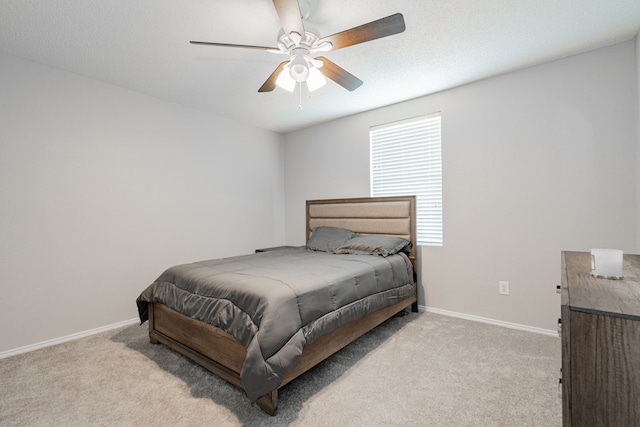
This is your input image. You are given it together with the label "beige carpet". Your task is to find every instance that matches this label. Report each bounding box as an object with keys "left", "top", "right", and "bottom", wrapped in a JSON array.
[{"left": 0, "top": 312, "right": 562, "bottom": 426}]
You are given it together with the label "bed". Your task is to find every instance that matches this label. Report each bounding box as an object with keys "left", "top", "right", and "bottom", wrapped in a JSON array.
[{"left": 136, "top": 196, "right": 418, "bottom": 415}]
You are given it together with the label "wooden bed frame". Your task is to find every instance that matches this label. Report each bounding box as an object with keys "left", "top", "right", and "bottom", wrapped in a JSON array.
[{"left": 147, "top": 196, "right": 418, "bottom": 415}]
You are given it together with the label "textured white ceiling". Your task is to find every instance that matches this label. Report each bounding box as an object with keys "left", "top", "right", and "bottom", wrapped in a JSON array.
[{"left": 1, "top": 0, "right": 640, "bottom": 133}]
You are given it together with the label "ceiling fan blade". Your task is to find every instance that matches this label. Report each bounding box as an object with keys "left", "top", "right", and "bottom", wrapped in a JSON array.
[
  {"left": 315, "top": 57, "right": 363, "bottom": 91},
  {"left": 258, "top": 61, "right": 290, "bottom": 92},
  {"left": 318, "top": 13, "right": 405, "bottom": 51},
  {"left": 272, "top": 0, "right": 305, "bottom": 39},
  {"left": 190, "top": 41, "right": 280, "bottom": 52}
]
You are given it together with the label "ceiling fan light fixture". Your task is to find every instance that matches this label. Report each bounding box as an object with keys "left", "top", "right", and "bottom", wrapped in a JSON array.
[
  {"left": 288, "top": 54, "right": 309, "bottom": 82},
  {"left": 191, "top": 6, "right": 406, "bottom": 95},
  {"left": 275, "top": 66, "right": 296, "bottom": 92},
  {"left": 306, "top": 66, "right": 326, "bottom": 92}
]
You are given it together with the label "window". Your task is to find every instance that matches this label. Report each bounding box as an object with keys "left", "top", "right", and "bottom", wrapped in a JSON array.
[{"left": 370, "top": 113, "right": 442, "bottom": 246}]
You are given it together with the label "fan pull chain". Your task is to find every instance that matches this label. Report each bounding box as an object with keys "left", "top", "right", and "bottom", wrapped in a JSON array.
[{"left": 298, "top": 82, "right": 302, "bottom": 109}]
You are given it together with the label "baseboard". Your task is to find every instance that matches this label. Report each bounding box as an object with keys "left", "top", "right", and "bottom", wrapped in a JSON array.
[
  {"left": 420, "top": 305, "right": 559, "bottom": 337},
  {"left": 0, "top": 318, "right": 140, "bottom": 359},
  {"left": 1, "top": 307, "right": 558, "bottom": 359}
]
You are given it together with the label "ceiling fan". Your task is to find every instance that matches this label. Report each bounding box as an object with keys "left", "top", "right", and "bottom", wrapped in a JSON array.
[{"left": 190, "top": 0, "right": 406, "bottom": 94}]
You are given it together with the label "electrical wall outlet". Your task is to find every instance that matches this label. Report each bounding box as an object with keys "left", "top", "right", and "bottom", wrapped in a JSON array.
[{"left": 499, "top": 281, "right": 510, "bottom": 295}]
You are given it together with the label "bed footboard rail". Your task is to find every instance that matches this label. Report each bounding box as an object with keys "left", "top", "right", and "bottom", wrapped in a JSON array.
[{"left": 147, "top": 287, "right": 415, "bottom": 416}]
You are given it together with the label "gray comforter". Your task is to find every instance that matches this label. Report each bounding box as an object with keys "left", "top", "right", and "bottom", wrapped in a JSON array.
[{"left": 136, "top": 247, "right": 414, "bottom": 401}]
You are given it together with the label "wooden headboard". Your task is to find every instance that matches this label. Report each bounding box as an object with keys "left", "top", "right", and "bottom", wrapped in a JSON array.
[{"left": 306, "top": 196, "right": 417, "bottom": 272}]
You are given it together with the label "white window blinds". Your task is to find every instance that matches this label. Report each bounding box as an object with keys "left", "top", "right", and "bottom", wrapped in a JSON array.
[{"left": 370, "top": 113, "right": 443, "bottom": 246}]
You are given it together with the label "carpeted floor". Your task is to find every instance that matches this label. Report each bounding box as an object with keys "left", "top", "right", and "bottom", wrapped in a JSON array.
[{"left": 0, "top": 312, "right": 562, "bottom": 426}]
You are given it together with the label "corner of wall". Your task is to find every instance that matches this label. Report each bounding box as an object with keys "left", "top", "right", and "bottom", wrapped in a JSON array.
[{"left": 636, "top": 32, "right": 640, "bottom": 252}]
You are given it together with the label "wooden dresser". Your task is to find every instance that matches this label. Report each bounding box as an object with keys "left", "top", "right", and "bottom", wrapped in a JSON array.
[{"left": 560, "top": 251, "right": 640, "bottom": 426}]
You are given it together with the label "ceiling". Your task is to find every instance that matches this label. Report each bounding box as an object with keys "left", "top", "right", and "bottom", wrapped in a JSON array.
[{"left": 1, "top": 0, "right": 640, "bottom": 134}]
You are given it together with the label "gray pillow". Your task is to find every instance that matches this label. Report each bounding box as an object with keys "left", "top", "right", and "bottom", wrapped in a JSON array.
[
  {"left": 307, "top": 226, "right": 357, "bottom": 252},
  {"left": 333, "top": 234, "right": 411, "bottom": 257}
]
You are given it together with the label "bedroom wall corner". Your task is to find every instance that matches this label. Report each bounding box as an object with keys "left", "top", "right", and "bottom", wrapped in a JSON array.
[
  {"left": 0, "top": 51, "right": 286, "bottom": 354},
  {"left": 636, "top": 32, "right": 640, "bottom": 253}
]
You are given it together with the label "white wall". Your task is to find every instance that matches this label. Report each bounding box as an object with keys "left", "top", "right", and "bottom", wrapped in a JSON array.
[
  {"left": 0, "top": 52, "right": 285, "bottom": 353},
  {"left": 284, "top": 40, "right": 638, "bottom": 331},
  {"left": 636, "top": 34, "right": 640, "bottom": 250}
]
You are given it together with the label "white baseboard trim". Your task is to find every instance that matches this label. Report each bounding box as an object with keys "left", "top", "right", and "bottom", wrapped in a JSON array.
[
  {"left": 2, "top": 307, "right": 557, "bottom": 359},
  {"left": 420, "top": 305, "right": 559, "bottom": 337},
  {"left": 0, "top": 318, "right": 140, "bottom": 359}
]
